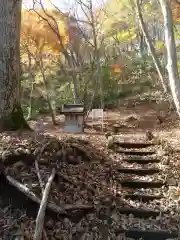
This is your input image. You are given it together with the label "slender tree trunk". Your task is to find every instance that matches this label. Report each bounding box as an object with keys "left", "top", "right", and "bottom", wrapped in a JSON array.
[
  {"left": 71, "top": 73, "right": 79, "bottom": 104},
  {"left": 159, "top": 0, "right": 180, "bottom": 116},
  {"left": 0, "top": 0, "right": 30, "bottom": 131},
  {"left": 86, "top": 1, "right": 104, "bottom": 109},
  {"left": 135, "top": 0, "right": 168, "bottom": 93},
  {"left": 39, "top": 58, "right": 57, "bottom": 125},
  {"left": 64, "top": 50, "right": 79, "bottom": 103},
  {"left": 26, "top": 52, "right": 35, "bottom": 120},
  {"left": 27, "top": 78, "right": 34, "bottom": 120},
  {"left": 139, "top": 33, "right": 144, "bottom": 57},
  {"left": 32, "top": 7, "right": 79, "bottom": 104},
  {"left": 97, "top": 55, "right": 104, "bottom": 109}
]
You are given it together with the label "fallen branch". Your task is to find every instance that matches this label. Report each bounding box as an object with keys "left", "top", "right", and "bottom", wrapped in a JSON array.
[
  {"left": 34, "top": 168, "right": 56, "bottom": 240},
  {"left": 35, "top": 160, "right": 44, "bottom": 194},
  {"left": 34, "top": 141, "right": 50, "bottom": 194},
  {"left": 5, "top": 175, "right": 93, "bottom": 214},
  {"left": 6, "top": 174, "right": 66, "bottom": 214},
  {"left": 43, "top": 229, "right": 49, "bottom": 240}
]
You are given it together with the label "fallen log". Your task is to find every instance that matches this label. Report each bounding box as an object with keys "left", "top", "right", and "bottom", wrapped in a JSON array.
[{"left": 5, "top": 175, "right": 94, "bottom": 215}]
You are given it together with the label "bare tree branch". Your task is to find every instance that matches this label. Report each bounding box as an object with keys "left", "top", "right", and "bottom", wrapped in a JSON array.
[{"left": 34, "top": 168, "right": 56, "bottom": 240}]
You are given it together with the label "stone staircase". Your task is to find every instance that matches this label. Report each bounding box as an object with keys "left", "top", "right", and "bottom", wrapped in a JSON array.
[{"left": 113, "top": 140, "right": 178, "bottom": 240}]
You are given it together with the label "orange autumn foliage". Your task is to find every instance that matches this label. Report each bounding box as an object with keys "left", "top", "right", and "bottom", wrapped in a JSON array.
[
  {"left": 171, "top": 0, "right": 180, "bottom": 23},
  {"left": 111, "top": 64, "right": 124, "bottom": 73},
  {"left": 21, "top": 9, "right": 69, "bottom": 55}
]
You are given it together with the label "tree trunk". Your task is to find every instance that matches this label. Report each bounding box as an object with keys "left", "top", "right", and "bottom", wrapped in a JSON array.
[
  {"left": 135, "top": 0, "right": 168, "bottom": 93},
  {"left": 27, "top": 79, "right": 34, "bottom": 120},
  {"left": 71, "top": 74, "right": 79, "bottom": 104},
  {"left": 26, "top": 53, "right": 35, "bottom": 120},
  {"left": 97, "top": 55, "right": 104, "bottom": 109},
  {"left": 64, "top": 50, "right": 79, "bottom": 104},
  {"left": 139, "top": 33, "right": 147, "bottom": 57},
  {"left": 39, "top": 58, "right": 57, "bottom": 125},
  {"left": 159, "top": 0, "right": 180, "bottom": 116},
  {"left": 139, "top": 33, "right": 144, "bottom": 57},
  {"left": 0, "top": 0, "right": 30, "bottom": 131},
  {"left": 89, "top": 2, "right": 104, "bottom": 110}
]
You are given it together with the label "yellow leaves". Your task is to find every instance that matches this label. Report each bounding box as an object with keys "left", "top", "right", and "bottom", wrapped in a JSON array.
[
  {"left": 21, "top": 9, "right": 69, "bottom": 56},
  {"left": 117, "top": 28, "right": 136, "bottom": 42},
  {"left": 143, "top": 3, "right": 152, "bottom": 13},
  {"left": 155, "top": 40, "right": 165, "bottom": 50},
  {"left": 117, "top": 31, "right": 128, "bottom": 40}
]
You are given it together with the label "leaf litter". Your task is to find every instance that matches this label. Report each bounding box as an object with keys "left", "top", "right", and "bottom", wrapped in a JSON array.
[{"left": 0, "top": 130, "right": 180, "bottom": 239}]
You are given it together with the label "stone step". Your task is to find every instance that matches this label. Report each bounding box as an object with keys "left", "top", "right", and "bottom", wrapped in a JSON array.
[
  {"left": 124, "top": 158, "right": 160, "bottom": 164},
  {"left": 117, "top": 168, "right": 160, "bottom": 175},
  {"left": 115, "top": 142, "right": 155, "bottom": 148},
  {"left": 117, "top": 207, "right": 163, "bottom": 218},
  {"left": 124, "top": 193, "right": 164, "bottom": 202},
  {"left": 117, "top": 150, "right": 156, "bottom": 156},
  {"left": 120, "top": 179, "right": 165, "bottom": 189},
  {"left": 116, "top": 229, "right": 178, "bottom": 240}
]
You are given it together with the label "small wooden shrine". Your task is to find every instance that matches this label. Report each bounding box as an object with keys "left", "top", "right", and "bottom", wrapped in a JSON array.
[{"left": 61, "top": 104, "right": 85, "bottom": 133}]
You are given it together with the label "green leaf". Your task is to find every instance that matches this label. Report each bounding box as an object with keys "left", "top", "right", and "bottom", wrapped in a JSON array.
[
  {"left": 155, "top": 40, "right": 165, "bottom": 50},
  {"left": 143, "top": 3, "right": 152, "bottom": 13},
  {"left": 117, "top": 28, "right": 136, "bottom": 41}
]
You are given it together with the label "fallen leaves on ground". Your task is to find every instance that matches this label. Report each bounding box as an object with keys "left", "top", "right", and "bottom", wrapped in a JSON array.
[{"left": 0, "top": 121, "right": 180, "bottom": 239}]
